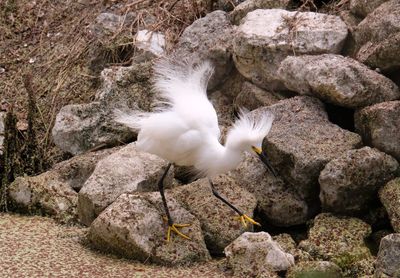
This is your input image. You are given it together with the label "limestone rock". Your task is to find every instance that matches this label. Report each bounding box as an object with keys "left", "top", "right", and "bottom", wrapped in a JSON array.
[
  {"left": 349, "top": 0, "right": 389, "bottom": 17},
  {"left": 229, "top": 0, "right": 291, "bottom": 25},
  {"left": 233, "top": 9, "right": 348, "bottom": 90},
  {"left": 173, "top": 11, "right": 235, "bottom": 89},
  {"left": 375, "top": 233, "right": 400, "bottom": 277},
  {"left": 91, "top": 12, "right": 135, "bottom": 38},
  {"left": 273, "top": 233, "right": 313, "bottom": 263},
  {"left": 319, "top": 147, "right": 399, "bottom": 214},
  {"left": 8, "top": 148, "right": 115, "bottom": 223},
  {"left": 88, "top": 192, "right": 210, "bottom": 265},
  {"left": 277, "top": 54, "right": 400, "bottom": 108},
  {"left": 52, "top": 62, "right": 153, "bottom": 155},
  {"left": 233, "top": 81, "right": 282, "bottom": 111},
  {"left": 253, "top": 96, "right": 362, "bottom": 201},
  {"left": 78, "top": 143, "right": 173, "bottom": 226},
  {"left": 225, "top": 232, "right": 294, "bottom": 277},
  {"left": 286, "top": 261, "right": 343, "bottom": 278},
  {"left": 355, "top": 101, "right": 400, "bottom": 161},
  {"left": 172, "top": 175, "right": 257, "bottom": 254},
  {"left": 134, "top": 30, "right": 165, "bottom": 57},
  {"left": 229, "top": 153, "right": 309, "bottom": 226},
  {"left": 380, "top": 178, "right": 400, "bottom": 233},
  {"left": 299, "top": 213, "right": 372, "bottom": 271}
]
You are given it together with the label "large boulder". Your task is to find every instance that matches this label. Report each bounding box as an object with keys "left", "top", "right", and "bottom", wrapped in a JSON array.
[
  {"left": 88, "top": 192, "right": 210, "bottom": 265},
  {"left": 253, "top": 96, "right": 362, "bottom": 201},
  {"left": 319, "top": 147, "right": 399, "bottom": 214},
  {"left": 8, "top": 148, "right": 116, "bottom": 223},
  {"left": 355, "top": 101, "right": 400, "bottom": 161},
  {"left": 277, "top": 54, "right": 400, "bottom": 108},
  {"left": 299, "top": 213, "right": 372, "bottom": 272},
  {"left": 172, "top": 175, "right": 257, "bottom": 254},
  {"left": 379, "top": 178, "right": 400, "bottom": 233},
  {"left": 229, "top": 153, "right": 309, "bottom": 226},
  {"left": 233, "top": 9, "right": 348, "bottom": 90},
  {"left": 375, "top": 233, "right": 400, "bottom": 277},
  {"left": 78, "top": 143, "right": 173, "bottom": 226},
  {"left": 173, "top": 11, "right": 235, "bottom": 89},
  {"left": 52, "top": 62, "right": 153, "bottom": 155},
  {"left": 224, "top": 232, "right": 294, "bottom": 277},
  {"left": 349, "top": 0, "right": 389, "bottom": 18}
]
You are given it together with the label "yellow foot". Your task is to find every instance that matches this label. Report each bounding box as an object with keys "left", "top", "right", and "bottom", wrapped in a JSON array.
[
  {"left": 166, "top": 223, "right": 191, "bottom": 242},
  {"left": 234, "top": 214, "right": 261, "bottom": 228}
]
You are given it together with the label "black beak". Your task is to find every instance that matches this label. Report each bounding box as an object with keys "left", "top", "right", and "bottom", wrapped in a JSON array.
[{"left": 252, "top": 146, "right": 277, "bottom": 177}]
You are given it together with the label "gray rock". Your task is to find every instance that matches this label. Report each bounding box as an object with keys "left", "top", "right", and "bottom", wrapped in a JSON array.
[
  {"left": 229, "top": 153, "right": 309, "bottom": 226},
  {"left": 277, "top": 54, "right": 400, "bottom": 108},
  {"left": 349, "top": 0, "right": 389, "bottom": 17},
  {"left": 299, "top": 213, "right": 372, "bottom": 271},
  {"left": 134, "top": 29, "right": 165, "bottom": 57},
  {"left": 0, "top": 112, "right": 4, "bottom": 155},
  {"left": 355, "top": 101, "right": 400, "bottom": 161},
  {"left": 273, "top": 233, "right": 313, "bottom": 262},
  {"left": 380, "top": 178, "right": 400, "bottom": 233},
  {"left": 233, "top": 81, "right": 282, "bottom": 112},
  {"left": 78, "top": 143, "right": 173, "bottom": 226},
  {"left": 375, "top": 233, "right": 400, "bottom": 277},
  {"left": 218, "top": 68, "right": 246, "bottom": 100},
  {"left": 209, "top": 90, "right": 234, "bottom": 141},
  {"left": 91, "top": 13, "right": 135, "bottom": 38},
  {"left": 52, "top": 62, "right": 153, "bottom": 155},
  {"left": 233, "top": 9, "right": 348, "bottom": 90},
  {"left": 286, "top": 261, "right": 343, "bottom": 278},
  {"left": 225, "top": 232, "right": 294, "bottom": 277},
  {"left": 88, "top": 192, "right": 210, "bottom": 265},
  {"left": 354, "top": 1, "right": 400, "bottom": 54},
  {"left": 229, "top": 0, "right": 291, "bottom": 25},
  {"left": 172, "top": 175, "right": 257, "bottom": 254},
  {"left": 319, "top": 147, "right": 400, "bottom": 215},
  {"left": 8, "top": 148, "right": 115, "bottom": 223},
  {"left": 253, "top": 96, "right": 362, "bottom": 201},
  {"left": 356, "top": 31, "right": 400, "bottom": 72},
  {"left": 173, "top": 11, "right": 235, "bottom": 89}
]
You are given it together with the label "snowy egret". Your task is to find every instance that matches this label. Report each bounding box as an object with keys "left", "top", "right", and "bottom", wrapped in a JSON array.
[{"left": 116, "top": 59, "right": 275, "bottom": 241}]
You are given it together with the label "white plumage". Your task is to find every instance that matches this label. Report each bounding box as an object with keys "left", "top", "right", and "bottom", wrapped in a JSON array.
[{"left": 116, "top": 59, "right": 274, "bottom": 177}]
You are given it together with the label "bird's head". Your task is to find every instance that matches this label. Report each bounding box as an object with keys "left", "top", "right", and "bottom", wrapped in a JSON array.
[{"left": 226, "top": 110, "right": 277, "bottom": 176}]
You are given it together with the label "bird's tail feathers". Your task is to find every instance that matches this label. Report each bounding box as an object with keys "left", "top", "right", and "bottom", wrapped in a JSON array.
[{"left": 113, "top": 109, "right": 148, "bottom": 131}]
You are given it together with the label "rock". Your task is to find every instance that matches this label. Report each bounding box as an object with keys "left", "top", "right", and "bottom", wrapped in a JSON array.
[
  {"left": 8, "top": 148, "right": 115, "bottom": 223},
  {"left": 229, "top": 0, "right": 291, "bottom": 25},
  {"left": 0, "top": 112, "right": 4, "bottom": 155},
  {"left": 172, "top": 175, "right": 257, "bottom": 254},
  {"left": 356, "top": 31, "right": 400, "bottom": 72},
  {"left": 173, "top": 11, "right": 235, "bottom": 89},
  {"left": 375, "top": 233, "right": 400, "bottom": 277},
  {"left": 349, "top": 0, "right": 389, "bottom": 17},
  {"left": 286, "top": 261, "right": 343, "bottom": 278},
  {"left": 218, "top": 68, "right": 246, "bottom": 99},
  {"left": 380, "top": 178, "right": 400, "bottom": 233},
  {"left": 355, "top": 101, "right": 400, "bottom": 161},
  {"left": 91, "top": 12, "right": 135, "bottom": 38},
  {"left": 134, "top": 29, "right": 165, "bottom": 57},
  {"left": 319, "top": 147, "right": 399, "bottom": 215},
  {"left": 52, "top": 61, "right": 153, "bottom": 155},
  {"left": 344, "top": 257, "right": 375, "bottom": 277},
  {"left": 354, "top": 1, "right": 400, "bottom": 54},
  {"left": 229, "top": 153, "right": 309, "bottom": 226},
  {"left": 253, "top": 96, "right": 362, "bottom": 201},
  {"left": 233, "top": 9, "right": 348, "bottom": 90},
  {"left": 233, "top": 81, "right": 282, "bottom": 111},
  {"left": 273, "top": 233, "right": 313, "bottom": 262},
  {"left": 78, "top": 143, "right": 173, "bottom": 226},
  {"left": 209, "top": 90, "right": 234, "bottom": 140},
  {"left": 224, "top": 232, "right": 294, "bottom": 277},
  {"left": 277, "top": 54, "right": 400, "bottom": 108},
  {"left": 88, "top": 192, "right": 210, "bottom": 265},
  {"left": 299, "top": 213, "right": 372, "bottom": 271}
]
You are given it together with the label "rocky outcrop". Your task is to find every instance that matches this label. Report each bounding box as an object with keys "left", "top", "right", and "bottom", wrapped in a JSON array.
[
  {"left": 52, "top": 62, "right": 153, "bottom": 155},
  {"left": 233, "top": 81, "right": 281, "bottom": 111},
  {"left": 224, "top": 232, "right": 294, "bottom": 277},
  {"left": 233, "top": 9, "right": 348, "bottom": 90},
  {"left": 277, "top": 54, "right": 400, "bottom": 108},
  {"left": 355, "top": 101, "right": 400, "bottom": 161},
  {"left": 172, "top": 175, "right": 257, "bottom": 254},
  {"left": 8, "top": 148, "right": 116, "bottom": 223},
  {"left": 380, "top": 178, "right": 400, "bottom": 233},
  {"left": 88, "top": 192, "right": 210, "bottom": 265},
  {"left": 78, "top": 143, "right": 173, "bottom": 226},
  {"left": 375, "top": 233, "right": 400, "bottom": 277},
  {"left": 319, "top": 147, "right": 399, "bottom": 214},
  {"left": 349, "top": 0, "right": 389, "bottom": 18},
  {"left": 286, "top": 261, "right": 343, "bottom": 278}
]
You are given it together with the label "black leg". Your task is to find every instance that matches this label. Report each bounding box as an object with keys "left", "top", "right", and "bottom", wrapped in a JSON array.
[
  {"left": 209, "top": 178, "right": 243, "bottom": 215},
  {"left": 158, "top": 163, "right": 173, "bottom": 226}
]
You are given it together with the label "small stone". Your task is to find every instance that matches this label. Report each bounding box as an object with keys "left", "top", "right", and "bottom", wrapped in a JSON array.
[
  {"left": 379, "top": 178, "right": 400, "bottom": 233},
  {"left": 375, "top": 233, "right": 400, "bottom": 277},
  {"left": 0, "top": 67, "right": 5, "bottom": 74},
  {"left": 134, "top": 30, "right": 165, "bottom": 57}
]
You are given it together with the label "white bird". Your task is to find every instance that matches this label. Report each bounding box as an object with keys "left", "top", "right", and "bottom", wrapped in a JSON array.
[{"left": 116, "top": 59, "right": 275, "bottom": 241}]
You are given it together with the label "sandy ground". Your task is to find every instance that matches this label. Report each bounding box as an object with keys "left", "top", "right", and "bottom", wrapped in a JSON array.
[{"left": 0, "top": 213, "right": 230, "bottom": 278}]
